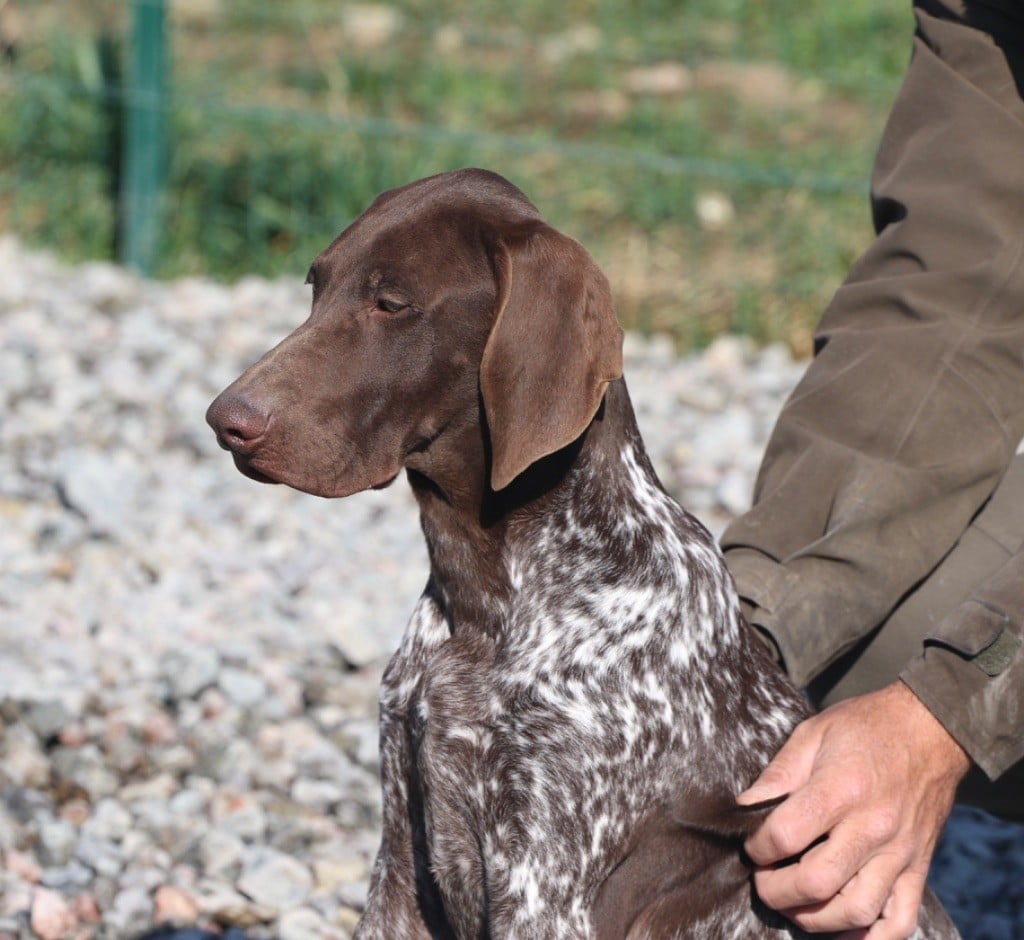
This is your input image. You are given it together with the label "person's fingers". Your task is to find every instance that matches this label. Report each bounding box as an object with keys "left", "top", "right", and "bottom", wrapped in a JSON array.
[
  {"left": 740, "top": 684, "right": 969, "bottom": 935},
  {"left": 835, "top": 869, "right": 928, "bottom": 940},
  {"left": 785, "top": 852, "right": 918, "bottom": 935},
  {"left": 743, "top": 760, "right": 870, "bottom": 867},
  {"left": 751, "top": 813, "right": 891, "bottom": 911}
]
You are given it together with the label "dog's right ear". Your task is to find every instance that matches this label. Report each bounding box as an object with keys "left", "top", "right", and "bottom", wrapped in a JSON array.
[
  {"left": 479, "top": 224, "right": 624, "bottom": 492},
  {"left": 673, "top": 792, "right": 788, "bottom": 840}
]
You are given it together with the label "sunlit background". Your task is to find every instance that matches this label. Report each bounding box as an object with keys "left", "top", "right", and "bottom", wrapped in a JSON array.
[
  {"left": 0, "top": 0, "right": 912, "bottom": 352},
  {"left": 3, "top": 3, "right": 1022, "bottom": 938}
]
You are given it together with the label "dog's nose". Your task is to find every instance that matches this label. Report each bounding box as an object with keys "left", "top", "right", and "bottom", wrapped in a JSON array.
[{"left": 206, "top": 392, "right": 271, "bottom": 454}]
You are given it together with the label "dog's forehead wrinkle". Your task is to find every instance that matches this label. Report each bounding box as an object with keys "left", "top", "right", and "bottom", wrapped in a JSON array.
[{"left": 355, "top": 177, "right": 543, "bottom": 254}]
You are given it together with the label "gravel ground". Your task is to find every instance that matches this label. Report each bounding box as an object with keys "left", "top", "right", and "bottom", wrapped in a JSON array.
[{"left": 0, "top": 235, "right": 1020, "bottom": 939}]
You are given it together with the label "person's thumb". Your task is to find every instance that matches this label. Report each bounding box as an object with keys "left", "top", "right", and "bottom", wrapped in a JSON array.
[{"left": 736, "top": 728, "right": 816, "bottom": 805}]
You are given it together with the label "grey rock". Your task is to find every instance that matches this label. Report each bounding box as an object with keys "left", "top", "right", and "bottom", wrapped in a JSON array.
[
  {"left": 120, "top": 829, "right": 157, "bottom": 860},
  {"left": 217, "top": 797, "right": 267, "bottom": 844},
  {"left": 714, "top": 466, "right": 752, "bottom": 516},
  {"left": 105, "top": 885, "right": 154, "bottom": 934},
  {"left": 50, "top": 745, "right": 119, "bottom": 800},
  {"left": 349, "top": 719, "right": 380, "bottom": 771},
  {"left": 328, "top": 620, "right": 395, "bottom": 669},
  {"left": 291, "top": 778, "right": 345, "bottom": 812},
  {"left": 155, "top": 743, "right": 197, "bottom": 775},
  {"left": 36, "top": 819, "right": 78, "bottom": 866},
  {"left": 195, "top": 878, "right": 275, "bottom": 927},
  {"left": 0, "top": 812, "right": 19, "bottom": 852},
  {"left": 237, "top": 847, "right": 313, "bottom": 911},
  {"left": 40, "top": 859, "right": 94, "bottom": 891},
  {"left": 57, "top": 448, "right": 142, "bottom": 539},
  {"left": 83, "top": 798, "right": 133, "bottom": 843},
  {"left": 0, "top": 656, "right": 37, "bottom": 704},
  {"left": 75, "top": 835, "right": 124, "bottom": 878},
  {"left": 196, "top": 828, "right": 246, "bottom": 877},
  {"left": 77, "top": 260, "right": 141, "bottom": 312},
  {"left": 0, "top": 724, "right": 52, "bottom": 787},
  {"left": 168, "top": 786, "right": 208, "bottom": 818},
  {"left": 278, "top": 906, "right": 349, "bottom": 940},
  {"left": 295, "top": 740, "right": 351, "bottom": 782},
  {"left": 219, "top": 667, "right": 268, "bottom": 708},
  {"left": 162, "top": 645, "right": 222, "bottom": 700},
  {"left": 129, "top": 797, "right": 177, "bottom": 840},
  {"left": 118, "top": 864, "right": 169, "bottom": 892},
  {"left": 23, "top": 698, "right": 73, "bottom": 741},
  {"left": 1, "top": 786, "right": 53, "bottom": 825}
]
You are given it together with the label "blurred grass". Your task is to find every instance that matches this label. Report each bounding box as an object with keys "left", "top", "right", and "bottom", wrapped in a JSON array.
[{"left": 0, "top": 0, "right": 912, "bottom": 352}]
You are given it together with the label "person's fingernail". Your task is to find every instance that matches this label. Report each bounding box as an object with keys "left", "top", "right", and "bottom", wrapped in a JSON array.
[{"left": 736, "top": 785, "right": 768, "bottom": 804}]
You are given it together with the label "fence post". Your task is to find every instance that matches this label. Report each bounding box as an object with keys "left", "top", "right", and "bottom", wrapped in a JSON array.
[{"left": 119, "top": 0, "right": 167, "bottom": 274}]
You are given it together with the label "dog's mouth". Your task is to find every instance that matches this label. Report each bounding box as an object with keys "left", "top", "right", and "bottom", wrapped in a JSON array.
[
  {"left": 232, "top": 453, "right": 281, "bottom": 485},
  {"left": 233, "top": 452, "right": 400, "bottom": 496},
  {"left": 371, "top": 471, "right": 400, "bottom": 490}
]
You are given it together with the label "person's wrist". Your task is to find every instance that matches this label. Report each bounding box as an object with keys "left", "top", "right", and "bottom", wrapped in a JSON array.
[{"left": 895, "top": 680, "right": 972, "bottom": 780}]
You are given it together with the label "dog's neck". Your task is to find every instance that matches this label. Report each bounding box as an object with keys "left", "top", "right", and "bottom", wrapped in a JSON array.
[{"left": 406, "top": 379, "right": 672, "bottom": 637}]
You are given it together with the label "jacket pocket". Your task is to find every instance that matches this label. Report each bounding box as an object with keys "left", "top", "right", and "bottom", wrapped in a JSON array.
[{"left": 925, "top": 599, "right": 1022, "bottom": 677}]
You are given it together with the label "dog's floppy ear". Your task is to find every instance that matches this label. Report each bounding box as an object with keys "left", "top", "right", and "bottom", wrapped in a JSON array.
[{"left": 480, "top": 225, "right": 624, "bottom": 491}]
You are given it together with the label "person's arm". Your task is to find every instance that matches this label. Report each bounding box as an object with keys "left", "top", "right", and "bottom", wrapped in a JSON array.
[
  {"left": 723, "top": 1, "right": 1024, "bottom": 693},
  {"left": 902, "top": 542, "right": 1024, "bottom": 781},
  {"left": 739, "top": 681, "right": 970, "bottom": 939},
  {"left": 736, "top": 538, "right": 1024, "bottom": 938},
  {"left": 723, "top": 2, "right": 1024, "bottom": 936}
]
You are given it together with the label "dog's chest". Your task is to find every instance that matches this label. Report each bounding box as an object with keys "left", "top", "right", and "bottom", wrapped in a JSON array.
[{"left": 403, "top": 618, "right": 686, "bottom": 931}]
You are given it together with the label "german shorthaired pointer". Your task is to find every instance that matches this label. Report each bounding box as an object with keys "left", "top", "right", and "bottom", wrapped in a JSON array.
[{"left": 206, "top": 169, "right": 958, "bottom": 939}]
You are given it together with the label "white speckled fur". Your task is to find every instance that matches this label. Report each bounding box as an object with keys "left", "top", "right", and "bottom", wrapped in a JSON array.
[
  {"left": 360, "top": 409, "right": 810, "bottom": 938},
  {"left": 356, "top": 392, "right": 958, "bottom": 938},
  {"left": 211, "top": 168, "right": 958, "bottom": 939}
]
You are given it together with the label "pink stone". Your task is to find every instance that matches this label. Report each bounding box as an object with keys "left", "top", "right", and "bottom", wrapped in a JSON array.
[
  {"left": 4, "top": 849, "right": 42, "bottom": 883},
  {"left": 143, "top": 710, "right": 179, "bottom": 746},
  {"left": 153, "top": 885, "right": 200, "bottom": 925},
  {"left": 57, "top": 723, "right": 90, "bottom": 748},
  {"left": 72, "top": 894, "right": 102, "bottom": 925},
  {"left": 200, "top": 687, "right": 228, "bottom": 718},
  {"left": 30, "top": 887, "right": 78, "bottom": 940}
]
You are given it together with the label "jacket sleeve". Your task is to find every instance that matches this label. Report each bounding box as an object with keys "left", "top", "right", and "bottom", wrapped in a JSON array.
[
  {"left": 901, "top": 538, "right": 1024, "bottom": 780},
  {"left": 721, "top": 0, "right": 1024, "bottom": 774}
]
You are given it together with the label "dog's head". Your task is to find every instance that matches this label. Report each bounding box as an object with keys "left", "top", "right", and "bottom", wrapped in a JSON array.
[{"left": 206, "top": 168, "right": 623, "bottom": 498}]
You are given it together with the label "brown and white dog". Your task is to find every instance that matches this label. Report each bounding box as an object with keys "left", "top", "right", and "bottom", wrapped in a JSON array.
[{"left": 206, "top": 169, "right": 959, "bottom": 939}]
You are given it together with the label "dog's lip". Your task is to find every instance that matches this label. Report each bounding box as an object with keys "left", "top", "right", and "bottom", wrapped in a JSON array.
[
  {"left": 233, "top": 456, "right": 399, "bottom": 496},
  {"left": 232, "top": 453, "right": 280, "bottom": 485},
  {"left": 370, "top": 471, "right": 400, "bottom": 490}
]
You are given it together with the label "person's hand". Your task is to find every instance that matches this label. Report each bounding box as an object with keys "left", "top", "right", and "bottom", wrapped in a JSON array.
[{"left": 737, "top": 681, "right": 971, "bottom": 939}]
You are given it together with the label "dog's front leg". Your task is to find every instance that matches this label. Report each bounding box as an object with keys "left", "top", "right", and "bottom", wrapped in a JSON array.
[
  {"left": 357, "top": 591, "right": 453, "bottom": 939},
  {"left": 355, "top": 712, "right": 439, "bottom": 939}
]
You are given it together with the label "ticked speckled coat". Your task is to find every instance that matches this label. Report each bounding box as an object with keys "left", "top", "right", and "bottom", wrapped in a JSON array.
[{"left": 206, "top": 169, "right": 960, "bottom": 939}]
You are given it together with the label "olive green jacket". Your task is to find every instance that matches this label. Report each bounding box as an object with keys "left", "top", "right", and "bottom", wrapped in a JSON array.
[{"left": 722, "top": 0, "right": 1024, "bottom": 783}]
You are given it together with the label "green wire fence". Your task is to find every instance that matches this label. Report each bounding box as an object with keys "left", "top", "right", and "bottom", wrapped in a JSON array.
[{"left": 0, "top": 0, "right": 911, "bottom": 349}]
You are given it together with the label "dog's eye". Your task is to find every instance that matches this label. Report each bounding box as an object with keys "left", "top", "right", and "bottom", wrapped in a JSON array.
[{"left": 376, "top": 296, "right": 410, "bottom": 314}]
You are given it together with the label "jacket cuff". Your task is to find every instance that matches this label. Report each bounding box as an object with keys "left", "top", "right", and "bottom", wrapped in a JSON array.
[
  {"left": 725, "top": 548, "right": 821, "bottom": 681},
  {"left": 900, "top": 598, "right": 1024, "bottom": 780},
  {"left": 724, "top": 547, "right": 861, "bottom": 687}
]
